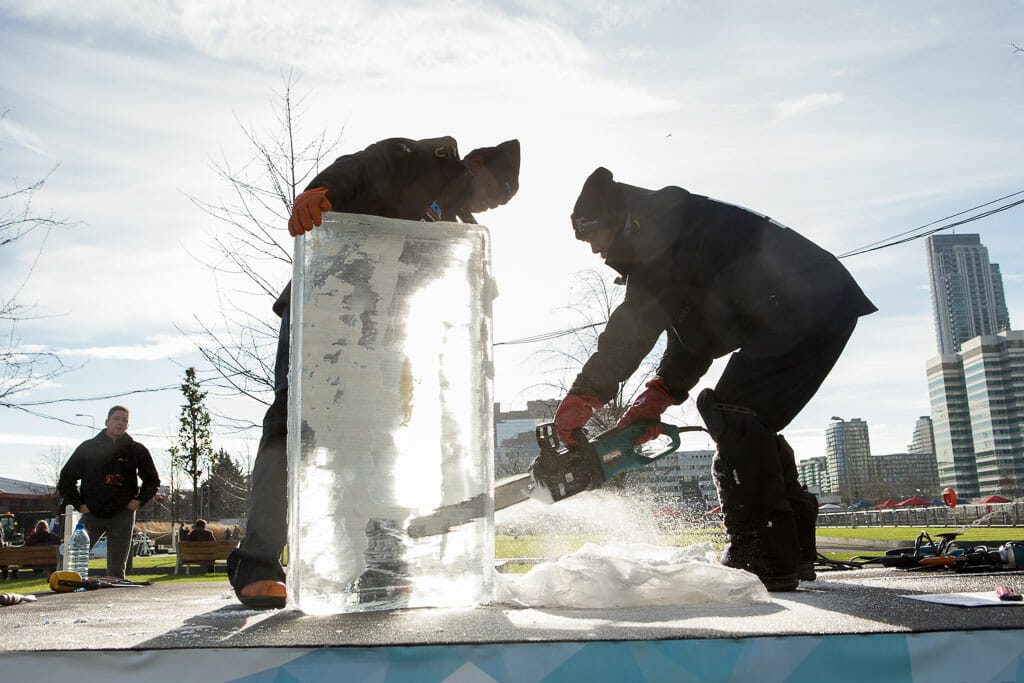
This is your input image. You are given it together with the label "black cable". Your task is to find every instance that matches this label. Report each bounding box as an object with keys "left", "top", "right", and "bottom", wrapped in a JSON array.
[
  {"left": 838, "top": 191, "right": 1024, "bottom": 259},
  {"left": 493, "top": 321, "right": 605, "bottom": 346},
  {"left": 838, "top": 189, "right": 1024, "bottom": 255}
]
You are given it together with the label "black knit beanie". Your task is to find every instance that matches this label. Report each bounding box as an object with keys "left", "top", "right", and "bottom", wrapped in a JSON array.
[
  {"left": 571, "top": 167, "right": 623, "bottom": 239},
  {"left": 466, "top": 139, "right": 520, "bottom": 203}
]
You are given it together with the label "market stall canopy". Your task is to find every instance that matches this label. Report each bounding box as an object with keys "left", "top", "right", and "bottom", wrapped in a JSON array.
[{"left": 978, "top": 495, "right": 1012, "bottom": 504}]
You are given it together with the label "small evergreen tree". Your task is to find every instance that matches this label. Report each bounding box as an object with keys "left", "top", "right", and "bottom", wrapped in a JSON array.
[{"left": 170, "top": 367, "right": 214, "bottom": 518}]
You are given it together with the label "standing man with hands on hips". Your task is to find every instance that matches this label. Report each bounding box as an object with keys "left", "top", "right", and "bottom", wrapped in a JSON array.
[{"left": 58, "top": 405, "right": 160, "bottom": 580}]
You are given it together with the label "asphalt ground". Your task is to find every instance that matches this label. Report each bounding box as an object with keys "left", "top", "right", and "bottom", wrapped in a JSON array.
[{"left": 3, "top": 566, "right": 1024, "bottom": 651}]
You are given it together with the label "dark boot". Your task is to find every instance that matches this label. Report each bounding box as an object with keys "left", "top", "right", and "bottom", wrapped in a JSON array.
[
  {"left": 227, "top": 549, "right": 287, "bottom": 609},
  {"left": 777, "top": 436, "right": 818, "bottom": 581},
  {"left": 701, "top": 389, "right": 800, "bottom": 592}
]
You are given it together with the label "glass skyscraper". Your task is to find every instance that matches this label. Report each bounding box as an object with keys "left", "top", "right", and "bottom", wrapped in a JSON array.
[
  {"left": 959, "top": 333, "right": 1024, "bottom": 496},
  {"left": 825, "top": 418, "right": 871, "bottom": 505},
  {"left": 926, "top": 353, "right": 980, "bottom": 498},
  {"left": 926, "top": 234, "right": 1010, "bottom": 354}
]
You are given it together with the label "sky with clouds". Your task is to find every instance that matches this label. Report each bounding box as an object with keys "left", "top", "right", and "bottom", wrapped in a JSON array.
[{"left": 1, "top": 1, "right": 1023, "bottom": 487}]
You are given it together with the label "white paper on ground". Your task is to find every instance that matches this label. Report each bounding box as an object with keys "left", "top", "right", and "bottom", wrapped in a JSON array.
[
  {"left": 493, "top": 541, "right": 771, "bottom": 609},
  {"left": 900, "top": 591, "right": 1024, "bottom": 607}
]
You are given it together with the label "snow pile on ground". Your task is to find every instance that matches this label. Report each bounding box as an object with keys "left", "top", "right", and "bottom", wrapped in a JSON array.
[{"left": 493, "top": 541, "right": 770, "bottom": 609}]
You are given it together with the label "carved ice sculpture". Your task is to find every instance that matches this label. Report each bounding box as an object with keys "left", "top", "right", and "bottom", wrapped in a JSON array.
[{"left": 287, "top": 212, "right": 495, "bottom": 614}]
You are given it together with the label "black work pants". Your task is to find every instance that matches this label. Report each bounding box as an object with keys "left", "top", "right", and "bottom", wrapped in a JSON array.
[
  {"left": 713, "top": 319, "right": 858, "bottom": 432},
  {"left": 229, "top": 306, "right": 290, "bottom": 586},
  {"left": 706, "top": 319, "right": 857, "bottom": 577}
]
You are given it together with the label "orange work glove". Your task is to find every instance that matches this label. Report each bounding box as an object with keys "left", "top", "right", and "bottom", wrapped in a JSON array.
[
  {"left": 554, "top": 393, "right": 603, "bottom": 446},
  {"left": 288, "top": 187, "right": 332, "bottom": 237},
  {"left": 617, "top": 377, "right": 675, "bottom": 445}
]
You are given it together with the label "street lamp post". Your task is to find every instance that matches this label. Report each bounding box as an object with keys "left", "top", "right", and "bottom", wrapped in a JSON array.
[{"left": 75, "top": 413, "right": 95, "bottom": 433}]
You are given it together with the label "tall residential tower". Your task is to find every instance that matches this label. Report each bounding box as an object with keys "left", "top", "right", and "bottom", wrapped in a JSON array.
[
  {"left": 825, "top": 418, "right": 871, "bottom": 504},
  {"left": 926, "top": 234, "right": 1010, "bottom": 355}
]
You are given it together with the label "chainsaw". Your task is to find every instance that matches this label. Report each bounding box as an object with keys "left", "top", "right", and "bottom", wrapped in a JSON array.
[{"left": 406, "top": 421, "right": 704, "bottom": 538}]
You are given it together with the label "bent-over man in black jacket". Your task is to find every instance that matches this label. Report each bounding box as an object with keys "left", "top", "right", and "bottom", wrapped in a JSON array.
[
  {"left": 554, "top": 167, "right": 876, "bottom": 591},
  {"left": 229, "top": 135, "right": 521, "bottom": 608},
  {"left": 58, "top": 405, "right": 160, "bottom": 579}
]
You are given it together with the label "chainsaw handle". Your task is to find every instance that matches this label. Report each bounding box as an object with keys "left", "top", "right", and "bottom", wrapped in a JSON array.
[
  {"left": 605, "top": 422, "right": 680, "bottom": 459},
  {"left": 595, "top": 421, "right": 704, "bottom": 461},
  {"left": 653, "top": 422, "right": 681, "bottom": 458}
]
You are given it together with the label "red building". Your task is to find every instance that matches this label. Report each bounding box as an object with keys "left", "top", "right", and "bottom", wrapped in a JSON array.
[{"left": 0, "top": 476, "right": 60, "bottom": 543}]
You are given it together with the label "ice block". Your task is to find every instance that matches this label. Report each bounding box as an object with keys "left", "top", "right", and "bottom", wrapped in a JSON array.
[{"left": 287, "top": 212, "right": 495, "bottom": 614}]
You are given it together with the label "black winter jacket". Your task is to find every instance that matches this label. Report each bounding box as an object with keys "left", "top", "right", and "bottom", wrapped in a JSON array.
[
  {"left": 273, "top": 136, "right": 475, "bottom": 316},
  {"left": 570, "top": 183, "right": 877, "bottom": 403},
  {"left": 57, "top": 430, "right": 160, "bottom": 519}
]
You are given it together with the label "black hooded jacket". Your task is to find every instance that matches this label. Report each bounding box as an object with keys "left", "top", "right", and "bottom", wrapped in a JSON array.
[
  {"left": 273, "top": 136, "right": 475, "bottom": 316},
  {"left": 57, "top": 430, "right": 160, "bottom": 519},
  {"left": 570, "top": 183, "right": 877, "bottom": 403}
]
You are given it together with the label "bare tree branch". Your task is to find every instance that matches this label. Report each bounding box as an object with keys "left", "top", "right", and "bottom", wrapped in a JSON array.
[
  {"left": 527, "top": 269, "right": 665, "bottom": 432},
  {"left": 1, "top": 108, "right": 79, "bottom": 410},
  {"left": 182, "top": 71, "right": 343, "bottom": 430},
  {"left": 33, "top": 444, "right": 70, "bottom": 490}
]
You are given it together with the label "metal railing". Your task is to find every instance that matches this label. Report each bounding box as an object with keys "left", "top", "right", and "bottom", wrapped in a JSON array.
[{"left": 817, "top": 502, "right": 1023, "bottom": 528}]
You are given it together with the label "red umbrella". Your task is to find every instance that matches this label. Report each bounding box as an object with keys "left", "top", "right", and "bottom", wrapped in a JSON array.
[
  {"left": 874, "top": 499, "right": 899, "bottom": 508},
  {"left": 897, "top": 496, "right": 932, "bottom": 507},
  {"left": 978, "top": 495, "right": 1012, "bottom": 504}
]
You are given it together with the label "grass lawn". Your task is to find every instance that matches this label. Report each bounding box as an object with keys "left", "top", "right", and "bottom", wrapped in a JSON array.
[
  {"left": 817, "top": 527, "right": 1024, "bottom": 542},
  {"left": 0, "top": 553, "right": 229, "bottom": 595},
  {"left": 5, "top": 526, "right": 1016, "bottom": 593}
]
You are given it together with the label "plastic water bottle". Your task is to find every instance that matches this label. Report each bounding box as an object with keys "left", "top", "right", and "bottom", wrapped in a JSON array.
[{"left": 67, "top": 523, "right": 90, "bottom": 577}]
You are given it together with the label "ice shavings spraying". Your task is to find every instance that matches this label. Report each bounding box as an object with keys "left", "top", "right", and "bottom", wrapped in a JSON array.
[
  {"left": 493, "top": 541, "right": 769, "bottom": 608},
  {"left": 496, "top": 488, "right": 715, "bottom": 545},
  {"left": 493, "top": 488, "right": 768, "bottom": 608}
]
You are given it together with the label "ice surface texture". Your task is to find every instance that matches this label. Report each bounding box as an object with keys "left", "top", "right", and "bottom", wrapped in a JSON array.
[{"left": 288, "top": 213, "right": 495, "bottom": 615}]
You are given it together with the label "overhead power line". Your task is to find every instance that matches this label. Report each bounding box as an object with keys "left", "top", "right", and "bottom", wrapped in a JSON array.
[
  {"left": 493, "top": 322, "right": 604, "bottom": 346},
  {"left": 497, "top": 188, "right": 1024, "bottom": 346},
  {"left": 10, "top": 384, "right": 183, "bottom": 407},
  {"left": 837, "top": 189, "right": 1024, "bottom": 259}
]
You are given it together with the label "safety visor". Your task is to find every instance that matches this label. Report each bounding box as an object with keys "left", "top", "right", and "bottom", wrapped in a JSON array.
[{"left": 572, "top": 214, "right": 605, "bottom": 240}]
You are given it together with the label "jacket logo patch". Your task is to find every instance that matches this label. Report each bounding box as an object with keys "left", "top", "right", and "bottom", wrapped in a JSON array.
[{"left": 425, "top": 200, "right": 442, "bottom": 221}]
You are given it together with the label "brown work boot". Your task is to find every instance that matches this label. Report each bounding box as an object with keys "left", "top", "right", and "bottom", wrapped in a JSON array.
[
  {"left": 238, "top": 580, "right": 287, "bottom": 609},
  {"left": 228, "top": 551, "right": 286, "bottom": 609}
]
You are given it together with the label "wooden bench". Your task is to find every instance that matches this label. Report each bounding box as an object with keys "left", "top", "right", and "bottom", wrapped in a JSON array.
[
  {"left": 0, "top": 545, "right": 60, "bottom": 578},
  {"left": 175, "top": 540, "right": 238, "bottom": 574}
]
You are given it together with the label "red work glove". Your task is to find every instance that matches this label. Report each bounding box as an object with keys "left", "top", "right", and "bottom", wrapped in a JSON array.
[
  {"left": 617, "top": 377, "right": 675, "bottom": 445},
  {"left": 288, "top": 187, "right": 332, "bottom": 237},
  {"left": 554, "top": 393, "right": 603, "bottom": 446}
]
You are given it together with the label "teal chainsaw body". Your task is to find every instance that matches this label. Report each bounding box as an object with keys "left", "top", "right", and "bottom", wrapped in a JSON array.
[
  {"left": 529, "top": 421, "right": 695, "bottom": 503},
  {"left": 406, "top": 421, "right": 704, "bottom": 538}
]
